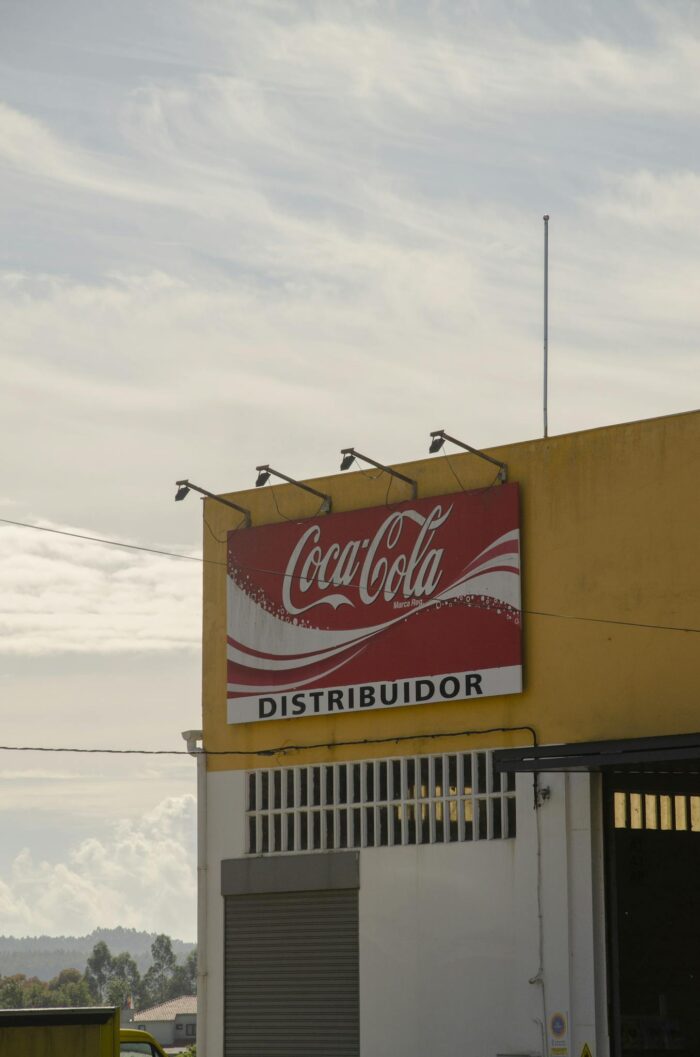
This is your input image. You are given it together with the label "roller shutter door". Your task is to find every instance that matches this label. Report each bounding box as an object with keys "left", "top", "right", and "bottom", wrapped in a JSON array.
[{"left": 224, "top": 888, "right": 359, "bottom": 1057}]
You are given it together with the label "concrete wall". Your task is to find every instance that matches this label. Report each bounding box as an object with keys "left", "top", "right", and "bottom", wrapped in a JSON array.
[
  {"left": 173, "top": 1013, "right": 197, "bottom": 1044},
  {"left": 206, "top": 770, "right": 246, "bottom": 1057},
  {"left": 205, "top": 768, "right": 608, "bottom": 1057},
  {"left": 135, "top": 1019, "right": 171, "bottom": 1046}
]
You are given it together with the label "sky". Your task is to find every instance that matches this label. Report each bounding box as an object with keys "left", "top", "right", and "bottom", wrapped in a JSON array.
[{"left": 1, "top": 0, "right": 698, "bottom": 942}]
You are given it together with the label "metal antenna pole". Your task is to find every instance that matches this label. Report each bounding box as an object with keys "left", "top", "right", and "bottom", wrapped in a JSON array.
[{"left": 543, "top": 214, "right": 549, "bottom": 438}]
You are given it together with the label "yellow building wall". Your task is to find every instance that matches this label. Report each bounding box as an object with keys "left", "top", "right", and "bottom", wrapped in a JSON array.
[{"left": 202, "top": 410, "right": 700, "bottom": 771}]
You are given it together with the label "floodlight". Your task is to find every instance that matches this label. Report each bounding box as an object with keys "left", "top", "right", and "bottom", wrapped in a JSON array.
[
  {"left": 173, "top": 479, "right": 252, "bottom": 526},
  {"left": 339, "top": 447, "right": 417, "bottom": 500},
  {"left": 427, "top": 431, "right": 507, "bottom": 482},
  {"left": 254, "top": 465, "right": 332, "bottom": 514}
]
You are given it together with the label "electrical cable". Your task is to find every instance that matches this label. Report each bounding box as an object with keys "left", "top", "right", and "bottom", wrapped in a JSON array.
[
  {"left": 203, "top": 515, "right": 228, "bottom": 545},
  {"left": 0, "top": 517, "right": 222, "bottom": 566},
  {"left": 0, "top": 724, "right": 538, "bottom": 759},
  {"left": 530, "top": 777, "right": 549, "bottom": 1057},
  {"left": 442, "top": 450, "right": 501, "bottom": 494},
  {"left": 524, "top": 609, "right": 699, "bottom": 634},
  {"left": 3, "top": 518, "right": 698, "bottom": 633},
  {"left": 266, "top": 489, "right": 327, "bottom": 523},
  {"left": 441, "top": 448, "right": 470, "bottom": 492},
  {"left": 354, "top": 465, "right": 384, "bottom": 481},
  {"left": 268, "top": 488, "right": 296, "bottom": 523}
]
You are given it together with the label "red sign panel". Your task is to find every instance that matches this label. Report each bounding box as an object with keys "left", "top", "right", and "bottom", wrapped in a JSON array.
[{"left": 227, "top": 484, "right": 522, "bottom": 723}]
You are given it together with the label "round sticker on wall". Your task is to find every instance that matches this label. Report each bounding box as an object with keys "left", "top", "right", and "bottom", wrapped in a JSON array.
[{"left": 551, "top": 1013, "right": 567, "bottom": 1038}]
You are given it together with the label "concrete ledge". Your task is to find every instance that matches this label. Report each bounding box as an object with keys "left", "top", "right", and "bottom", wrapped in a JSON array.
[{"left": 221, "top": 851, "right": 360, "bottom": 895}]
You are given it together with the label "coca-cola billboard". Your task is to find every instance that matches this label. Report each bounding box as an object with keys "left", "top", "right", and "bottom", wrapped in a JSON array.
[{"left": 227, "top": 485, "right": 522, "bottom": 724}]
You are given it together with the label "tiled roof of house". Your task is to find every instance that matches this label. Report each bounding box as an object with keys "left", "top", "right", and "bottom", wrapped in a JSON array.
[{"left": 135, "top": 995, "right": 197, "bottom": 1021}]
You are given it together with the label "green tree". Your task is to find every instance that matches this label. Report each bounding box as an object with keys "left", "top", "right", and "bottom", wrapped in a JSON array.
[
  {"left": 0, "top": 974, "right": 27, "bottom": 1008},
  {"left": 185, "top": 949, "right": 197, "bottom": 993},
  {"left": 47, "top": 967, "right": 92, "bottom": 1007},
  {"left": 22, "top": 978, "right": 50, "bottom": 1008},
  {"left": 141, "top": 934, "right": 176, "bottom": 1006},
  {"left": 84, "top": 940, "right": 113, "bottom": 1002},
  {"left": 106, "top": 952, "right": 141, "bottom": 1009},
  {"left": 165, "top": 948, "right": 196, "bottom": 1000},
  {"left": 48, "top": 967, "right": 82, "bottom": 993},
  {"left": 59, "top": 974, "right": 93, "bottom": 1007}
]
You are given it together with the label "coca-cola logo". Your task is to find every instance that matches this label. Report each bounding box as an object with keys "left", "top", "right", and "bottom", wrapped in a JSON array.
[{"left": 281, "top": 504, "right": 452, "bottom": 615}]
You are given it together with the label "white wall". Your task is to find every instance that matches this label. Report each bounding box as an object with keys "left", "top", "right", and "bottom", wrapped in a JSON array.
[
  {"left": 173, "top": 1013, "right": 197, "bottom": 1045},
  {"left": 206, "top": 769, "right": 247, "bottom": 1057},
  {"left": 203, "top": 768, "right": 608, "bottom": 1057},
  {"left": 359, "top": 775, "right": 543, "bottom": 1057},
  {"left": 136, "top": 1019, "right": 171, "bottom": 1046}
]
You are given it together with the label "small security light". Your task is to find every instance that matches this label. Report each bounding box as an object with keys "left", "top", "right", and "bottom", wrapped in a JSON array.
[
  {"left": 181, "top": 729, "right": 203, "bottom": 755},
  {"left": 340, "top": 448, "right": 417, "bottom": 500},
  {"left": 254, "top": 465, "right": 332, "bottom": 514},
  {"left": 173, "top": 479, "right": 252, "bottom": 526},
  {"left": 428, "top": 430, "right": 508, "bottom": 483}
]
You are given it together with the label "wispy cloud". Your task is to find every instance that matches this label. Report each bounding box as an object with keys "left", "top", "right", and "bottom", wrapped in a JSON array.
[
  {"left": 594, "top": 169, "right": 700, "bottom": 229},
  {"left": 0, "top": 520, "right": 200, "bottom": 654},
  {"left": 203, "top": 4, "right": 700, "bottom": 120}
]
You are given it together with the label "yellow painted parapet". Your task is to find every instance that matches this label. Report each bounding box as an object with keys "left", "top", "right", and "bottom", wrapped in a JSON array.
[{"left": 202, "top": 410, "right": 700, "bottom": 770}]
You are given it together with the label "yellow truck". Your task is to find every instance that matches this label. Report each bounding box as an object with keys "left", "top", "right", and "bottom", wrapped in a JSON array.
[
  {"left": 120, "top": 1026, "right": 169, "bottom": 1056},
  {"left": 0, "top": 1008, "right": 168, "bottom": 1057}
]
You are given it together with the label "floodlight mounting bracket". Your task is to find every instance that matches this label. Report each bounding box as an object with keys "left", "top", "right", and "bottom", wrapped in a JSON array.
[
  {"left": 428, "top": 431, "right": 507, "bottom": 483},
  {"left": 340, "top": 448, "right": 417, "bottom": 500},
  {"left": 175, "top": 479, "right": 252, "bottom": 526}
]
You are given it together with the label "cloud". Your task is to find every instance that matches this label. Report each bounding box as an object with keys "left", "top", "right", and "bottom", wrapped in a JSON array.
[
  {"left": 0, "top": 0, "right": 697, "bottom": 942},
  {"left": 1, "top": 0, "right": 699, "bottom": 621},
  {"left": 0, "top": 519, "right": 201, "bottom": 654},
  {"left": 594, "top": 169, "right": 700, "bottom": 229},
  {"left": 0, "top": 101, "right": 220, "bottom": 216},
  {"left": 202, "top": 4, "right": 700, "bottom": 121},
  {"left": 0, "top": 796, "right": 196, "bottom": 939}
]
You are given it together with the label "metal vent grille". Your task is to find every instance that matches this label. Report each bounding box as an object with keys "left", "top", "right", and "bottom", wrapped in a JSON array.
[{"left": 246, "top": 749, "right": 516, "bottom": 854}]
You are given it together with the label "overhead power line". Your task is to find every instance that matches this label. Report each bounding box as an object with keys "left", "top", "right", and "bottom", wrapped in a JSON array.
[
  {"left": 0, "top": 517, "right": 218, "bottom": 565},
  {"left": 522, "top": 610, "right": 698, "bottom": 634},
  {"left": 1, "top": 517, "right": 697, "bottom": 634},
  {"left": 0, "top": 725, "right": 538, "bottom": 759}
]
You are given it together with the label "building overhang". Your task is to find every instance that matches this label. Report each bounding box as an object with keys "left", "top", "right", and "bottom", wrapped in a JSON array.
[{"left": 493, "top": 731, "right": 700, "bottom": 775}]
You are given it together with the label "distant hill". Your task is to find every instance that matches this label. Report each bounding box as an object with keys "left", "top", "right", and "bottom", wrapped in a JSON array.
[{"left": 0, "top": 928, "right": 195, "bottom": 981}]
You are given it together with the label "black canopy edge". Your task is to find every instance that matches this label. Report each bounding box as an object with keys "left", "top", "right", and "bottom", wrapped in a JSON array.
[{"left": 493, "top": 731, "right": 700, "bottom": 774}]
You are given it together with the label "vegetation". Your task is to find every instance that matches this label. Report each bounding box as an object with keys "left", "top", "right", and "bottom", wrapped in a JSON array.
[
  {"left": 0, "top": 967, "right": 93, "bottom": 1009},
  {"left": 0, "top": 934, "right": 196, "bottom": 1010},
  {"left": 0, "top": 928, "right": 194, "bottom": 981}
]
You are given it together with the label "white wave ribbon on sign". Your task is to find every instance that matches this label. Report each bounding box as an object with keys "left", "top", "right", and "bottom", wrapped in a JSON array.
[{"left": 227, "top": 530, "right": 520, "bottom": 696}]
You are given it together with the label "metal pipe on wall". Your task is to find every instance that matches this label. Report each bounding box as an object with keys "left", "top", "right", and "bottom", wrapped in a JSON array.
[{"left": 183, "top": 730, "right": 207, "bottom": 1057}]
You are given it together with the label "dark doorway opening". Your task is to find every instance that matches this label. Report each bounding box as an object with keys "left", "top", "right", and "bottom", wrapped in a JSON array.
[{"left": 605, "top": 771, "right": 700, "bottom": 1057}]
